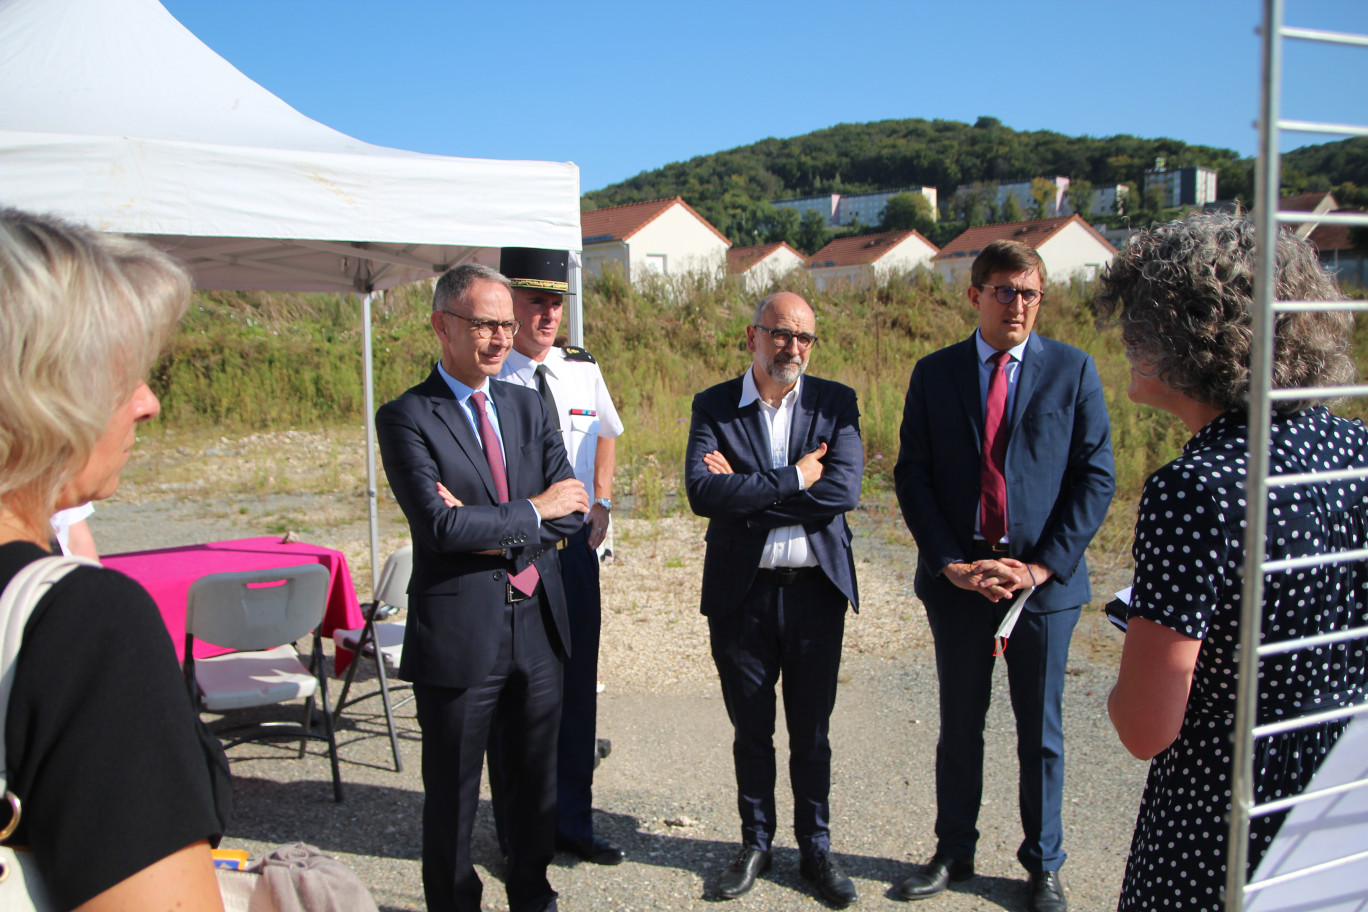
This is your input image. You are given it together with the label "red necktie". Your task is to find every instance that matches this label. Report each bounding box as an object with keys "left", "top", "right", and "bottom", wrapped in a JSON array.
[
  {"left": 979, "top": 351, "right": 1010, "bottom": 546},
  {"left": 471, "top": 391, "right": 540, "bottom": 597}
]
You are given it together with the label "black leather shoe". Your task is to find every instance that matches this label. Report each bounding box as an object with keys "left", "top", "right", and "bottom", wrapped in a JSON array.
[
  {"left": 893, "top": 854, "right": 974, "bottom": 901},
  {"left": 1028, "top": 871, "right": 1067, "bottom": 912},
  {"left": 800, "top": 852, "right": 858, "bottom": 907},
  {"left": 716, "top": 847, "right": 771, "bottom": 899},
  {"left": 555, "top": 833, "right": 625, "bottom": 865}
]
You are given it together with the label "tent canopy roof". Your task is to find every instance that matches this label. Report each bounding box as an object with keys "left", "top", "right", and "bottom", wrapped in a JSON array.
[{"left": 0, "top": 0, "right": 581, "bottom": 292}]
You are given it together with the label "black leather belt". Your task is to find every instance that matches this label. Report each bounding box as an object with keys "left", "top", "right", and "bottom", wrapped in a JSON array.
[
  {"left": 971, "top": 539, "right": 1010, "bottom": 557},
  {"left": 756, "top": 566, "right": 820, "bottom": 587},
  {"left": 506, "top": 582, "right": 532, "bottom": 603}
]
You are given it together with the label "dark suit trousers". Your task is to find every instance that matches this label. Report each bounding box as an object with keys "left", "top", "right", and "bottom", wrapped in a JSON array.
[
  {"left": 923, "top": 584, "right": 1079, "bottom": 873},
  {"left": 708, "top": 570, "right": 847, "bottom": 857},
  {"left": 413, "top": 592, "right": 563, "bottom": 912}
]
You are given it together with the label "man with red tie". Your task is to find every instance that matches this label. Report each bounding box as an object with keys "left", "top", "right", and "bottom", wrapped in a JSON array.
[
  {"left": 893, "top": 241, "right": 1114, "bottom": 912},
  {"left": 376, "top": 263, "right": 589, "bottom": 912}
]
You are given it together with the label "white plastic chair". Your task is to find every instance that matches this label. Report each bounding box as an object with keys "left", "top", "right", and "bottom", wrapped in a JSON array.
[
  {"left": 332, "top": 546, "right": 411, "bottom": 772},
  {"left": 182, "top": 563, "right": 342, "bottom": 802}
]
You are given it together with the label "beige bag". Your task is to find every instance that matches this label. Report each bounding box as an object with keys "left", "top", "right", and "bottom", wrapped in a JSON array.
[{"left": 0, "top": 556, "right": 92, "bottom": 911}]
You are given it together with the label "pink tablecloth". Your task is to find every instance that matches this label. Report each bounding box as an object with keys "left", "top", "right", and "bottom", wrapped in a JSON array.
[{"left": 103, "top": 536, "right": 363, "bottom": 665}]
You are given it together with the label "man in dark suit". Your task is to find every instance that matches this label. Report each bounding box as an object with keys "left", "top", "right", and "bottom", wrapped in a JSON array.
[
  {"left": 685, "top": 291, "right": 863, "bottom": 908},
  {"left": 376, "top": 263, "right": 589, "bottom": 912},
  {"left": 893, "top": 241, "right": 1114, "bottom": 912}
]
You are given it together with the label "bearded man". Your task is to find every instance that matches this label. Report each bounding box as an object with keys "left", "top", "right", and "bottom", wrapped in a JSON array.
[{"left": 684, "top": 291, "right": 863, "bottom": 907}]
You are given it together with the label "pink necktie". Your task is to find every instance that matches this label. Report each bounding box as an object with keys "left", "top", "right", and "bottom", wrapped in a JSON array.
[
  {"left": 471, "top": 391, "right": 540, "bottom": 597},
  {"left": 979, "top": 351, "right": 1010, "bottom": 546}
]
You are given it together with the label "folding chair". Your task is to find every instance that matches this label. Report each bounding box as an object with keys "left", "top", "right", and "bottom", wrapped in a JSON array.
[
  {"left": 332, "top": 545, "right": 411, "bottom": 772},
  {"left": 182, "top": 563, "right": 343, "bottom": 803}
]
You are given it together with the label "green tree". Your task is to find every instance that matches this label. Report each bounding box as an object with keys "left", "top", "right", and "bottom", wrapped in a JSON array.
[
  {"left": 954, "top": 182, "right": 998, "bottom": 227},
  {"left": 1065, "top": 178, "right": 1095, "bottom": 217},
  {"left": 1001, "top": 193, "right": 1025, "bottom": 223},
  {"left": 796, "top": 209, "right": 832, "bottom": 255},
  {"left": 757, "top": 204, "right": 801, "bottom": 247},
  {"left": 1350, "top": 223, "right": 1368, "bottom": 256},
  {"left": 879, "top": 192, "right": 936, "bottom": 234},
  {"left": 1143, "top": 183, "right": 1166, "bottom": 215},
  {"left": 1029, "top": 178, "right": 1056, "bottom": 218}
]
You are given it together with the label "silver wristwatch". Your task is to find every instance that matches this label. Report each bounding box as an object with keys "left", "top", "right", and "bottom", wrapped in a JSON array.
[{"left": 594, "top": 497, "right": 613, "bottom": 512}]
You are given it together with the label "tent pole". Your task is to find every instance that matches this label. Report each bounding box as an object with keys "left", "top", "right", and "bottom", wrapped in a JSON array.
[
  {"left": 360, "top": 290, "right": 381, "bottom": 594},
  {"left": 568, "top": 251, "right": 584, "bottom": 348}
]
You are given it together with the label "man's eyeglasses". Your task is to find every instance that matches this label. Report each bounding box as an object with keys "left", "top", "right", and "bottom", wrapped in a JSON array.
[
  {"left": 753, "top": 325, "right": 818, "bottom": 350},
  {"left": 976, "top": 284, "right": 1042, "bottom": 307},
  {"left": 441, "top": 310, "right": 521, "bottom": 338}
]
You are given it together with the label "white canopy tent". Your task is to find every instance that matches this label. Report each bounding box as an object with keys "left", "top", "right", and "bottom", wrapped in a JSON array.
[{"left": 0, "top": 0, "right": 583, "bottom": 587}]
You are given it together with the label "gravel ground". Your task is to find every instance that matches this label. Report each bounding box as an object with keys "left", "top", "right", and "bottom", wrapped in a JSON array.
[{"left": 93, "top": 428, "right": 1147, "bottom": 912}]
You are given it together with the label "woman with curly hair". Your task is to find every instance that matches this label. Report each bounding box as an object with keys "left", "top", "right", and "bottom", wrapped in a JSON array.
[{"left": 1097, "top": 212, "right": 1367, "bottom": 911}]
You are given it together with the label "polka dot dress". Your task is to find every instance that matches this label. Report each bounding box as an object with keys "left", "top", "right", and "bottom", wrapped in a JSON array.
[{"left": 1118, "top": 408, "right": 1368, "bottom": 911}]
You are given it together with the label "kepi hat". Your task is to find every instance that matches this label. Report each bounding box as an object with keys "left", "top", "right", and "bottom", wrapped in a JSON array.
[{"left": 500, "top": 247, "right": 570, "bottom": 294}]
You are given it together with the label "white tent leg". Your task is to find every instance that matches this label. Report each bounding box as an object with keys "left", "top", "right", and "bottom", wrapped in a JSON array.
[
  {"left": 360, "top": 290, "right": 381, "bottom": 594},
  {"left": 568, "top": 251, "right": 584, "bottom": 348}
]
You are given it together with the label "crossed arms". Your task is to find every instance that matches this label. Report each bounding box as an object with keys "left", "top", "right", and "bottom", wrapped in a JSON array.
[
  {"left": 684, "top": 385, "right": 862, "bottom": 528},
  {"left": 376, "top": 397, "right": 586, "bottom": 564}
]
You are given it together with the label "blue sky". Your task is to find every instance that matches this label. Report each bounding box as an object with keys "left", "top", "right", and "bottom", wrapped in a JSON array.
[{"left": 161, "top": 0, "right": 1368, "bottom": 194}]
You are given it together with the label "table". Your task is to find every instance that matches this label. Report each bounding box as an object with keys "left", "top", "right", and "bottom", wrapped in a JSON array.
[{"left": 104, "top": 536, "right": 364, "bottom": 668}]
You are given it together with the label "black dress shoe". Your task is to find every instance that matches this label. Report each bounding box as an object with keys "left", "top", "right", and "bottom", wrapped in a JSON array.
[
  {"left": 800, "top": 852, "right": 858, "bottom": 908},
  {"left": 893, "top": 854, "right": 974, "bottom": 901},
  {"left": 1028, "top": 871, "right": 1067, "bottom": 912},
  {"left": 555, "top": 833, "right": 625, "bottom": 865},
  {"left": 716, "top": 847, "right": 771, "bottom": 899}
]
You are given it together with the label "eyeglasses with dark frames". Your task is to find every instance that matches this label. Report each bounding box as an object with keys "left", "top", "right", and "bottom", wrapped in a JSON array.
[
  {"left": 752, "top": 325, "right": 818, "bottom": 350},
  {"left": 440, "top": 310, "right": 522, "bottom": 338},
  {"left": 976, "top": 283, "right": 1043, "bottom": 307}
]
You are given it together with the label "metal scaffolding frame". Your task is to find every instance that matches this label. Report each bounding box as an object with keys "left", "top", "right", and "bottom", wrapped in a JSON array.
[{"left": 1226, "top": 3, "right": 1368, "bottom": 908}]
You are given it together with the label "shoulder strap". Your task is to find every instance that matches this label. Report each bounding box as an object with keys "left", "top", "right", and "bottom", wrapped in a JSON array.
[
  {"left": 0, "top": 555, "right": 97, "bottom": 796},
  {"left": 561, "top": 345, "right": 596, "bottom": 364}
]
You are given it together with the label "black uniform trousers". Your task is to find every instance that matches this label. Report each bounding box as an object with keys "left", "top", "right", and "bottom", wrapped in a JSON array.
[
  {"left": 490, "top": 526, "right": 602, "bottom": 848},
  {"left": 553, "top": 526, "right": 602, "bottom": 839}
]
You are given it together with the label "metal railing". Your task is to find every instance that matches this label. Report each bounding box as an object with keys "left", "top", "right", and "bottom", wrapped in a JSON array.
[{"left": 1227, "top": 2, "right": 1368, "bottom": 908}]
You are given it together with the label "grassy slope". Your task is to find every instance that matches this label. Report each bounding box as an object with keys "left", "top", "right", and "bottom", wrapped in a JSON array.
[{"left": 152, "top": 271, "right": 1367, "bottom": 562}]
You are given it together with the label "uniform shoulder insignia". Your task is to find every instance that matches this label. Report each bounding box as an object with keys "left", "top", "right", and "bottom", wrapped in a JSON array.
[{"left": 561, "top": 345, "right": 597, "bottom": 364}]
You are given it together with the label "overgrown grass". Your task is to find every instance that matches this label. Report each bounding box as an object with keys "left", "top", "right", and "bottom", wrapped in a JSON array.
[{"left": 149, "top": 269, "right": 1367, "bottom": 527}]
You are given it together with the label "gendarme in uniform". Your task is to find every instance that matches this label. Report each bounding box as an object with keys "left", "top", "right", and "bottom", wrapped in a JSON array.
[
  {"left": 493, "top": 247, "right": 626, "bottom": 866},
  {"left": 501, "top": 344, "right": 622, "bottom": 489}
]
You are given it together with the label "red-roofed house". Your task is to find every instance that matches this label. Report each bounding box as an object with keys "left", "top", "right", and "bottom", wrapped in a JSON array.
[
  {"left": 1279, "top": 191, "right": 1338, "bottom": 239},
  {"left": 727, "top": 242, "right": 806, "bottom": 291},
  {"left": 806, "top": 230, "right": 939, "bottom": 290},
  {"left": 581, "top": 196, "right": 730, "bottom": 282},
  {"left": 932, "top": 215, "right": 1116, "bottom": 286},
  {"left": 1308, "top": 211, "right": 1367, "bottom": 289}
]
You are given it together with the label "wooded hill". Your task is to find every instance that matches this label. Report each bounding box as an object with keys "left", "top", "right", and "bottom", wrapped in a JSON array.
[{"left": 581, "top": 118, "right": 1368, "bottom": 252}]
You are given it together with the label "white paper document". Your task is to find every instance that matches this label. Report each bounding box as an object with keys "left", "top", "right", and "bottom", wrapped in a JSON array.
[{"left": 993, "top": 585, "right": 1035, "bottom": 640}]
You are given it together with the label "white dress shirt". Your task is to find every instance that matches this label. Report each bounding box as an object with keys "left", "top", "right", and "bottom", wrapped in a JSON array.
[
  {"left": 738, "top": 369, "right": 818, "bottom": 570},
  {"left": 499, "top": 346, "right": 623, "bottom": 494}
]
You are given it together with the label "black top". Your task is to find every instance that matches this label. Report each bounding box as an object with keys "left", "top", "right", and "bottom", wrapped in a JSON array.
[
  {"left": 2, "top": 541, "right": 232, "bottom": 911},
  {"left": 1119, "top": 408, "right": 1368, "bottom": 910}
]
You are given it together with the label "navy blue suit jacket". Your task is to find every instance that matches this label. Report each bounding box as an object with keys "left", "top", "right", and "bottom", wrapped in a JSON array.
[
  {"left": 685, "top": 373, "right": 862, "bottom": 616},
  {"left": 376, "top": 367, "right": 583, "bottom": 688},
  {"left": 894, "top": 333, "right": 1115, "bottom": 613}
]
